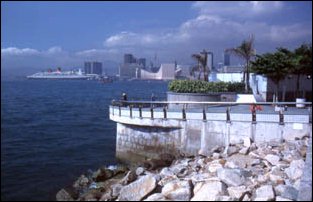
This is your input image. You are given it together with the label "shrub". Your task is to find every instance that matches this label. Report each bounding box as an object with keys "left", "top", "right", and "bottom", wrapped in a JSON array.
[{"left": 168, "top": 80, "right": 246, "bottom": 93}]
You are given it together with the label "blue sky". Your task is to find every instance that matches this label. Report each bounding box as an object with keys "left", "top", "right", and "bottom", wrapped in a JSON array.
[{"left": 1, "top": 1, "right": 312, "bottom": 77}]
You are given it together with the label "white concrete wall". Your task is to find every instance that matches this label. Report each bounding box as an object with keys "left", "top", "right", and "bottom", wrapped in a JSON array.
[{"left": 110, "top": 106, "right": 311, "bottom": 163}]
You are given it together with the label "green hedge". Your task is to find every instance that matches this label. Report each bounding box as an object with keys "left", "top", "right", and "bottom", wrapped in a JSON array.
[{"left": 168, "top": 80, "right": 246, "bottom": 93}]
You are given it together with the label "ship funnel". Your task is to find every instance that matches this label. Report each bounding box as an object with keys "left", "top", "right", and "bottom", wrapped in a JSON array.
[{"left": 78, "top": 68, "right": 82, "bottom": 75}]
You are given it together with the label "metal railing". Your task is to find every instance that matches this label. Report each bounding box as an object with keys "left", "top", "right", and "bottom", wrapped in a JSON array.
[{"left": 111, "top": 100, "right": 312, "bottom": 124}]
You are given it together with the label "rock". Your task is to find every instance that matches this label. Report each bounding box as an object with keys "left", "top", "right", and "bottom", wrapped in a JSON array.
[
  {"left": 161, "top": 180, "right": 192, "bottom": 201},
  {"left": 225, "top": 161, "right": 239, "bottom": 169},
  {"left": 239, "top": 147, "right": 249, "bottom": 155},
  {"left": 144, "top": 193, "right": 167, "bottom": 201},
  {"left": 160, "top": 167, "right": 174, "bottom": 177},
  {"left": 208, "top": 161, "right": 223, "bottom": 173},
  {"left": 210, "top": 145, "right": 224, "bottom": 153},
  {"left": 112, "top": 164, "right": 129, "bottom": 175},
  {"left": 227, "top": 185, "right": 248, "bottom": 200},
  {"left": 293, "top": 178, "right": 301, "bottom": 190},
  {"left": 111, "top": 183, "right": 123, "bottom": 198},
  {"left": 118, "top": 175, "right": 157, "bottom": 201},
  {"left": 249, "top": 151, "right": 261, "bottom": 159},
  {"left": 120, "top": 170, "right": 137, "bottom": 185},
  {"left": 255, "top": 185, "right": 274, "bottom": 201},
  {"left": 217, "top": 168, "right": 245, "bottom": 187},
  {"left": 212, "top": 152, "right": 220, "bottom": 159},
  {"left": 250, "top": 142, "right": 258, "bottom": 151},
  {"left": 191, "top": 173, "right": 212, "bottom": 183},
  {"left": 227, "top": 146, "right": 239, "bottom": 156},
  {"left": 243, "top": 137, "right": 251, "bottom": 148},
  {"left": 257, "top": 174, "right": 269, "bottom": 183},
  {"left": 250, "top": 159, "right": 261, "bottom": 166},
  {"left": 136, "top": 167, "right": 145, "bottom": 176},
  {"left": 56, "top": 189, "right": 75, "bottom": 201},
  {"left": 217, "top": 195, "right": 233, "bottom": 201},
  {"left": 81, "top": 189, "right": 103, "bottom": 201},
  {"left": 276, "top": 196, "right": 293, "bottom": 201},
  {"left": 269, "top": 173, "right": 284, "bottom": 184},
  {"left": 226, "top": 154, "right": 253, "bottom": 168},
  {"left": 99, "top": 189, "right": 112, "bottom": 201},
  {"left": 191, "top": 180, "right": 226, "bottom": 201},
  {"left": 264, "top": 154, "right": 280, "bottom": 166},
  {"left": 285, "top": 159, "right": 305, "bottom": 180},
  {"left": 92, "top": 167, "right": 114, "bottom": 182},
  {"left": 158, "top": 175, "right": 178, "bottom": 187},
  {"left": 73, "top": 175, "right": 89, "bottom": 189},
  {"left": 275, "top": 185, "right": 299, "bottom": 200},
  {"left": 242, "top": 194, "right": 251, "bottom": 201}
]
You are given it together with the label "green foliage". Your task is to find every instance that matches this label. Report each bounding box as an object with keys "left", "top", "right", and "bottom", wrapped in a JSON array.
[
  {"left": 251, "top": 48, "right": 292, "bottom": 85},
  {"left": 168, "top": 80, "right": 246, "bottom": 93}
]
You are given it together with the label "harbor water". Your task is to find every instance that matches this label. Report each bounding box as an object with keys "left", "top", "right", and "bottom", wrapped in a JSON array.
[{"left": 1, "top": 79, "right": 168, "bottom": 201}]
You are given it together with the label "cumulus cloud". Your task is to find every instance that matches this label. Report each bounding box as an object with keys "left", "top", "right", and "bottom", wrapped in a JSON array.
[
  {"left": 2, "top": 1, "right": 311, "bottom": 71},
  {"left": 101, "top": 1, "right": 311, "bottom": 64},
  {"left": 104, "top": 31, "right": 161, "bottom": 47},
  {"left": 1, "top": 47, "right": 40, "bottom": 56},
  {"left": 192, "top": 1, "right": 284, "bottom": 18}
]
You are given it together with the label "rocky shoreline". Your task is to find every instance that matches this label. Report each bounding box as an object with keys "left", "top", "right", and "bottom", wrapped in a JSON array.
[{"left": 56, "top": 136, "right": 309, "bottom": 201}]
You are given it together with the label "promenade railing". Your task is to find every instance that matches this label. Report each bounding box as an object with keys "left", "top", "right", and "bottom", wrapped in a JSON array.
[{"left": 111, "top": 100, "right": 312, "bottom": 124}]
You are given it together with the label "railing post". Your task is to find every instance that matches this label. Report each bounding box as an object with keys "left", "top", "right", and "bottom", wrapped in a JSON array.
[
  {"left": 279, "top": 108, "right": 284, "bottom": 125},
  {"left": 139, "top": 106, "right": 142, "bottom": 119},
  {"left": 252, "top": 109, "right": 256, "bottom": 124},
  {"left": 130, "top": 105, "right": 132, "bottom": 118},
  {"left": 150, "top": 107, "right": 154, "bottom": 119},
  {"left": 203, "top": 108, "right": 207, "bottom": 121},
  {"left": 182, "top": 107, "right": 186, "bottom": 121},
  {"left": 226, "top": 106, "right": 231, "bottom": 123},
  {"left": 119, "top": 105, "right": 121, "bottom": 117},
  {"left": 163, "top": 106, "right": 167, "bottom": 119}
]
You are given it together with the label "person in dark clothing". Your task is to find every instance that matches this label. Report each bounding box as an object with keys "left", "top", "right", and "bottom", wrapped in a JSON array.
[
  {"left": 151, "top": 93, "right": 156, "bottom": 108},
  {"left": 122, "top": 93, "right": 127, "bottom": 107}
]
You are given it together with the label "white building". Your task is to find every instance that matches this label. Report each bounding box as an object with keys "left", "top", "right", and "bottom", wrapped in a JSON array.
[{"left": 140, "top": 63, "right": 176, "bottom": 80}]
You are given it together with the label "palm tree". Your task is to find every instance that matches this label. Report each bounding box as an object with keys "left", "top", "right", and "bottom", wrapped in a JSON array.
[
  {"left": 226, "top": 35, "right": 256, "bottom": 93},
  {"left": 191, "top": 50, "right": 209, "bottom": 81}
]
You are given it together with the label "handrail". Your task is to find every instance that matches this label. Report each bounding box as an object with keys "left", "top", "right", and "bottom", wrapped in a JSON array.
[{"left": 111, "top": 100, "right": 312, "bottom": 106}]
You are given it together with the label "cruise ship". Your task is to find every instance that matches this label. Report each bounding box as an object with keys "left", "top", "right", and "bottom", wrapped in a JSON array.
[{"left": 27, "top": 68, "right": 95, "bottom": 80}]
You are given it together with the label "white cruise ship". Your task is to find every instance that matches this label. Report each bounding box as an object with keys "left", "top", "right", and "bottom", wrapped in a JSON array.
[{"left": 27, "top": 68, "right": 95, "bottom": 80}]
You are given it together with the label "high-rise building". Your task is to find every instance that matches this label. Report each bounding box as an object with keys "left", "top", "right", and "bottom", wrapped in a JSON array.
[
  {"left": 138, "top": 58, "right": 146, "bottom": 68},
  {"left": 84, "top": 62, "right": 103, "bottom": 75},
  {"left": 207, "top": 52, "right": 213, "bottom": 71},
  {"left": 84, "top": 62, "right": 92, "bottom": 74},
  {"left": 124, "top": 54, "right": 134, "bottom": 64},
  {"left": 224, "top": 52, "right": 230, "bottom": 66}
]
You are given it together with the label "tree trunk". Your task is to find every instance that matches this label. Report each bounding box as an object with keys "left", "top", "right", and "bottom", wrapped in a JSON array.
[
  {"left": 296, "top": 74, "right": 300, "bottom": 97},
  {"left": 246, "top": 60, "right": 250, "bottom": 93},
  {"left": 275, "top": 81, "right": 280, "bottom": 102},
  {"left": 204, "top": 66, "right": 208, "bottom": 82}
]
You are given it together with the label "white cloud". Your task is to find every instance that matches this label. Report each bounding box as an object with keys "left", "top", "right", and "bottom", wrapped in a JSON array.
[
  {"left": 192, "top": 1, "right": 284, "bottom": 18},
  {"left": 46, "top": 46, "right": 63, "bottom": 54},
  {"left": 1, "top": 47, "right": 40, "bottom": 56}
]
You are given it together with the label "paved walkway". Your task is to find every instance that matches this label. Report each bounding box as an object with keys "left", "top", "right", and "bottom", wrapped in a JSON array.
[{"left": 297, "top": 124, "right": 312, "bottom": 201}]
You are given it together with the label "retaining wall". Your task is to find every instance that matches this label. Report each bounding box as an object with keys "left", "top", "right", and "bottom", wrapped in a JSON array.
[{"left": 110, "top": 106, "right": 311, "bottom": 164}]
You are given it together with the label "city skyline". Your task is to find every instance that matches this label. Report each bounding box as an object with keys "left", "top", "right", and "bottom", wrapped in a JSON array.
[{"left": 1, "top": 1, "right": 312, "bottom": 78}]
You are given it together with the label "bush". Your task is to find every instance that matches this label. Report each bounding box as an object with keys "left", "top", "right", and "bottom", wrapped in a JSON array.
[{"left": 168, "top": 80, "right": 246, "bottom": 93}]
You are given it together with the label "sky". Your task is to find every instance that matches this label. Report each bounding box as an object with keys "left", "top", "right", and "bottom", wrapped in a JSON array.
[{"left": 1, "top": 1, "right": 312, "bottom": 78}]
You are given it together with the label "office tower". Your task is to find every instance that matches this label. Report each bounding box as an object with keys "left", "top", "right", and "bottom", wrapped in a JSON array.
[
  {"left": 207, "top": 52, "right": 213, "bottom": 71},
  {"left": 84, "top": 61, "right": 103, "bottom": 75},
  {"left": 124, "top": 54, "right": 134, "bottom": 64},
  {"left": 224, "top": 52, "right": 230, "bottom": 66},
  {"left": 84, "top": 62, "right": 92, "bottom": 74}
]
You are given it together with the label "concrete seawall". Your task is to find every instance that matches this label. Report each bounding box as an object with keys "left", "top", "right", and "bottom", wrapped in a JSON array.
[{"left": 109, "top": 105, "right": 311, "bottom": 164}]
